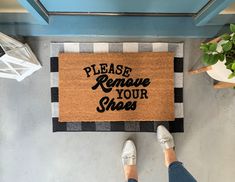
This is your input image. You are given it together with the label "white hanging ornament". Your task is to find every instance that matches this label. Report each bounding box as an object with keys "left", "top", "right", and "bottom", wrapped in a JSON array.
[{"left": 0, "top": 32, "right": 41, "bottom": 81}]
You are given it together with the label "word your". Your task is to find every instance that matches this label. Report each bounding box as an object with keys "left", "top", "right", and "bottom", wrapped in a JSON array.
[{"left": 116, "top": 89, "right": 148, "bottom": 99}]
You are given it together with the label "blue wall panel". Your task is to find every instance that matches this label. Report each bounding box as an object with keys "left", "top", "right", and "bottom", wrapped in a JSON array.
[
  {"left": 0, "top": 15, "right": 221, "bottom": 37},
  {"left": 0, "top": 13, "right": 37, "bottom": 24},
  {"left": 40, "top": 0, "right": 208, "bottom": 13}
]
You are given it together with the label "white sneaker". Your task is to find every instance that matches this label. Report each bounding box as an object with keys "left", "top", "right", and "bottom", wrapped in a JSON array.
[
  {"left": 121, "top": 140, "right": 137, "bottom": 166},
  {"left": 157, "top": 125, "right": 175, "bottom": 150}
]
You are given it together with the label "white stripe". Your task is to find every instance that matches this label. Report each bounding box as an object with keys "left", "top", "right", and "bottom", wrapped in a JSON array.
[
  {"left": 50, "top": 72, "right": 59, "bottom": 87},
  {"left": 51, "top": 102, "right": 59, "bottom": 117},
  {"left": 174, "top": 73, "right": 183, "bottom": 88},
  {"left": 174, "top": 103, "right": 184, "bottom": 118},
  {"left": 50, "top": 43, "right": 64, "bottom": 57},
  {"left": 174, "top": 43, "right": 184, "bottom": 58},
  {"left": 123, "top": 43, "right": 138, "bottom": 52},
  {"left": 64, "top": 43, "right": 80, "bottom": 52},
  {"left": 93, "top": 43, "right": 109, "bottom": 53},
  {"left": 152, "top": 43, "right": 168, "bottom": 52},
  {"left": 50, "top": 43, "right": 56, "bottom": 57}
]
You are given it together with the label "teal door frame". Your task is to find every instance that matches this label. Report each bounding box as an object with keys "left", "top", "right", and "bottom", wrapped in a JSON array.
[
  {"left": 39, "top": 0, "right": 208, "bottom": 13},
  {"left": 194, "top": 0, "right": 235, "bottom": 26},
  {"left": 17, "top": 0, "right": 49, "bottom": 24},
  {"left": 0, "top": 0, "right": 234, "bottom": 37}
]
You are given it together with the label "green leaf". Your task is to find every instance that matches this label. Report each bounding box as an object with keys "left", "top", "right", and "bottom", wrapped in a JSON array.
[
  {"left": 221, "top": 33, "right": 231, "bottom": 40},
  {"left": 222, "top": 41, "right": 233, "bottom": 52},
  {"left": 226, "top": 63, "right": 233, "bottom": 70},
  {"left": 232, "top": 35, "right": 235, "bottom": 44},
  {"left": 206, "top": 54, "right": 219, "bottom": 65},
  {"left": 202, "top": 54, "right": 210, "bottom": 65},
  {"left": 214, "top": 54, "right": 221, "bottom": 62},
  {"left": 232, "top": 63, "right": 235, "bottom": 71},
  {"left": 228, "top": 72, "right": 235, "bottom": 79},
  {"left": 211, "top": 54, "right": 219, "bottom": 65},
  {"left": 200, "top": 44, "right": 209, "bottom": 52},
  {"left": 225, "top": 58, "right": 233, "bottom": 65},
  {"left": 218, "top": 53, "right": 224, "bottom": 61},
  {"left": 230, "top": 49, "right": 235, "bottom": 54},
  {"left": 230, "top": 24, "right": 235, "bottom": 33},
  {"left": 209, "top": 43, "right": 217, "bottom": 52}
]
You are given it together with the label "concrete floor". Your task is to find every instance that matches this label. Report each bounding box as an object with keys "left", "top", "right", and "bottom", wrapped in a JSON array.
[{"left": 0, "top": 37, "right": 235, "bottom": 182}]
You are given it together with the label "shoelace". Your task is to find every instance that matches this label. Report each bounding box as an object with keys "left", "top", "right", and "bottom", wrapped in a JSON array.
[
  {"left": 123, "top": 154, "right": 136, "bottom": 160},
  {"left": 123, "top": 154, "right": 136, "bottom": 165},
  {"left": 159, "top": 138, "right": 170, "bottom": 144}
]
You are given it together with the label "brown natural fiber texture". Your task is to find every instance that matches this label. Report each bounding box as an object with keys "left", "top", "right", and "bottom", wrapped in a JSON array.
[{"left": 59, "top": 52, "right": 175, "bottom": 122}]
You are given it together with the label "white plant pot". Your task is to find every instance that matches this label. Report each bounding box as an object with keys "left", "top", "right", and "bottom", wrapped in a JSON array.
[{"left": 206, "top": 39, "right": 235, "bottom": 83}]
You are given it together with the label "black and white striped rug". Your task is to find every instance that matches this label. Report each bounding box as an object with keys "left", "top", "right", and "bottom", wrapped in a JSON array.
[{"left": 50, "top": 42, "right": 184, "bottom": 132}]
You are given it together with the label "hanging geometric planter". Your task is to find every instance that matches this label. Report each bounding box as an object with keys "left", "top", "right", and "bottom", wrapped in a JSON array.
[{"left": 0, "top": 32, "right": 41, "bottom": 81}]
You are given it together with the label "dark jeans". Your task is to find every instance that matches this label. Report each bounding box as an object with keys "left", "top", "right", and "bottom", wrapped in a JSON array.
[{"left": 128, "top": 161, "right": 197, "bottom": 182}]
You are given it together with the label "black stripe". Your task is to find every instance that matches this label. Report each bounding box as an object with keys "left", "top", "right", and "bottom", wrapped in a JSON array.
[
  {"left": 50, "top": 57, "right": 59, "bottom": 72},
  {"left": 111, "top": 122, "right": 125, "bottom": 131},
  {"left": 154, "top": 121, "right": 170, "bottom": 131},
  {"left": 174, "top": 88, "right": 183, "bottom": 103},
  {"left": 51, "top": 87, "right": 59, "bottom": 102},
  {"left": 51, "top": 119, "right": 184, "bottom": 132},
  {"left": 174, "top": 58, "right": 183, "bottom": 72},
  {"left": 168, "top": 118, "right": 184, "bottom": 133},
  {"left": 140, "top": 121, "right": 154, "bottom": 132},
  {"left": 52, "top": 117, "right": 67, "bottom": 132},
  {"left": 81, "top": 122, "right": 96, "bottom": 131}
]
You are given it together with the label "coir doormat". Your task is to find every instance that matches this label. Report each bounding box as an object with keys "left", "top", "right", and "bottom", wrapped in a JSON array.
[
  {"left": 50, "top": 42, "right": 184, "bottom": 132},
  {"left": 59, "top": 52, "right": 174, "bottom": 122}
]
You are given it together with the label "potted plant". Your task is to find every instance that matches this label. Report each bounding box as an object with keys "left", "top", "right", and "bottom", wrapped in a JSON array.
[{"left": 200, "top": 24, "right": 235, "bottom": 80}]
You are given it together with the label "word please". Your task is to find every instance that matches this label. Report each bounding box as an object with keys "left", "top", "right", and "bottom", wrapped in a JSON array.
[
  {"left": 92, "top": 74, "right": 151, "bottom": 93},
  {"left": 83, "top": 63, "right": 132, "bottom": 78}
]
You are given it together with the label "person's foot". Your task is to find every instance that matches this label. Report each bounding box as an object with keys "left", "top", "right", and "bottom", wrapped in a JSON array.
[
  {"left": 157, "top": 125, "right": 175, "bottom": 150},
  {"left": 122, "top": 140, "right": 138, "bottom": 181},
  {"left": 122, "top": 140, "right": 136, "bottom": 166},
  {"left": 157, "top": 125, "right": 177, "bottom": 167}
]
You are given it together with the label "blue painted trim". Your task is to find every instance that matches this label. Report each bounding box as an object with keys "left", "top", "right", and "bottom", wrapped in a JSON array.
[
  {"left": 17, "top": 0, "right": 49, "bottom": 24},
  {"left": 0, "top": 13, "right": 38, "bottom": 24},
  {"left": 0, "top": 16, "right": 221, "bottom": 37},
  {"left": 194, "top": 0, "right": 235, "bottom": 26},
  {"left": 207, "top": 14, "right": 235, "bottom": 25},
  {"left": 39, "top": 0, "right": 208, "bottom": 13}
]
